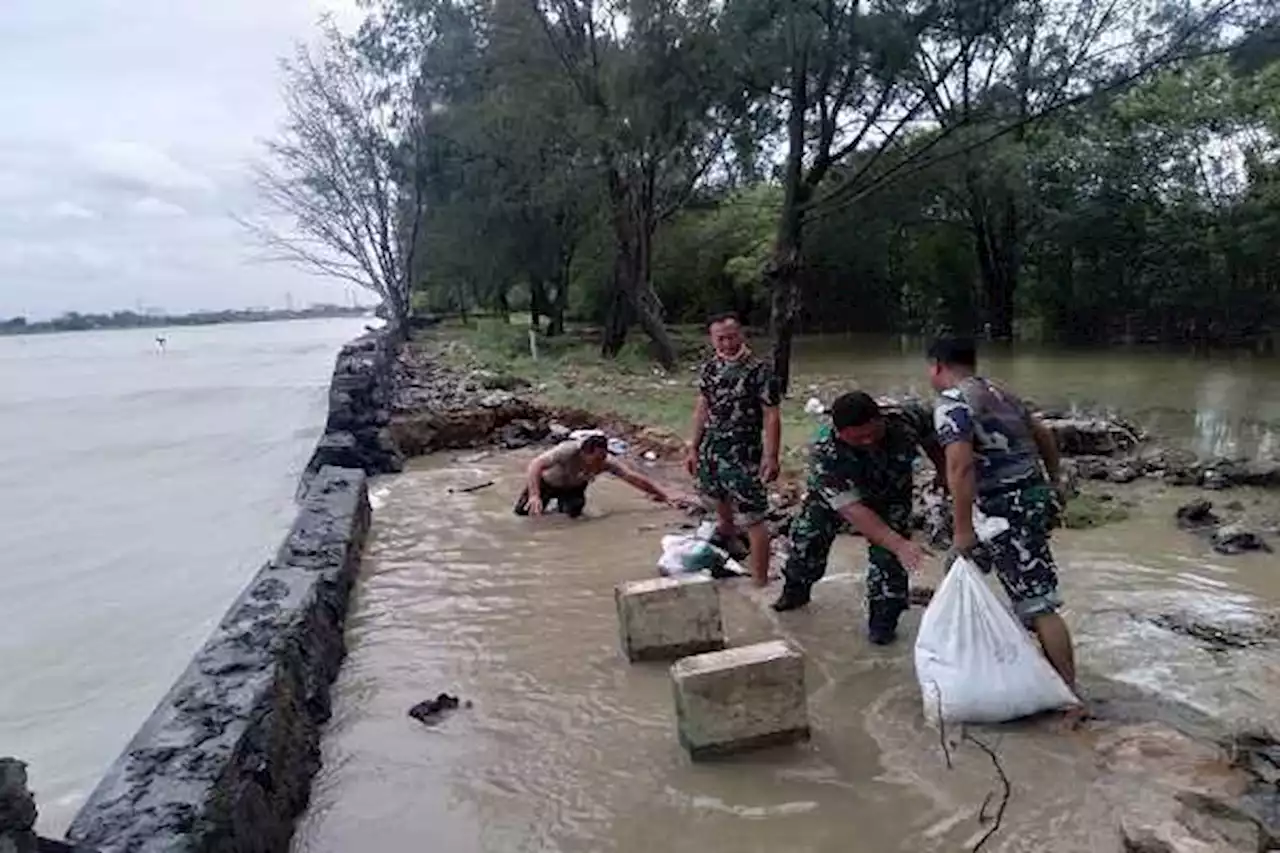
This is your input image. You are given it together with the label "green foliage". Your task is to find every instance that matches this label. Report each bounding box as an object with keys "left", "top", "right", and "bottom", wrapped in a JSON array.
[{"left": 336, "top": 0, "right": 1280, "bottom": 353}]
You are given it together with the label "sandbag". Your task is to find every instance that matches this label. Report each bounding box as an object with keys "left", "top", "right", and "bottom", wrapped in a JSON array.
[
  {"left": 914, "top": 556, "right": 1078, "bottom": 725},
  {"left": 656, "top": 534, "right": 747, "bottom": 578},
  {"left": 657, "top": 535, "right": 725, "bottom": 576}
]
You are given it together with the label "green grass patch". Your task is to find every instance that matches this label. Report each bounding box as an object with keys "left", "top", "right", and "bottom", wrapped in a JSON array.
[
  {"left": 427, "top": 320, "right": 825, "bottom": 467},
  {"left": 1061, "top": 492, "right": 1131, "bottom": 529}
]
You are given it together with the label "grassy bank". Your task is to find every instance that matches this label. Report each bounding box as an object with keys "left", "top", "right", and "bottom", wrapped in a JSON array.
[{"left": 427, "top": 319, "right": 823, "bottom": 470}]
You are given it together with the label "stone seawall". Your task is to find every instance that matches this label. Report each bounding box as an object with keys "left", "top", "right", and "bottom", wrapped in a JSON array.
[
  {"left": 35, "top": 327, "right": 408, "bottom": 852},
  {"left": 299, "top": 328, "right": 405, "bottom": 493},
  {"left": 63, "top": 466, "right": 370, "bottom": 853}
]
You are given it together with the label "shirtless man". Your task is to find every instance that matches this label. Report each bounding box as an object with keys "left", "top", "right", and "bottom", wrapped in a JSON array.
[{"left": 514, "top": 433, "right": 682, "bottom": 517}]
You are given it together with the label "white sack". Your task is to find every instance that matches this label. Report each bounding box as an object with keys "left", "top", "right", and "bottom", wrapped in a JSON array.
[{"left": 914, "top": 556, "right": 1078, "bottom": 725}]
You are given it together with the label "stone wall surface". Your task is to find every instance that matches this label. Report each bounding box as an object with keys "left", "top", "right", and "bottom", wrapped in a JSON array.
[
  {"left": 299, "top": 328, "right": 405, "bottom": 492},
  {"left": 63, "top": 466, "right": 370, "bottom": 853}
]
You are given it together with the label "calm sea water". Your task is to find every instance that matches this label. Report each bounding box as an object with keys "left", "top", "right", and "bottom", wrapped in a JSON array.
[{"left": 0, "top": 317, "right": 371, "bottom": 834}]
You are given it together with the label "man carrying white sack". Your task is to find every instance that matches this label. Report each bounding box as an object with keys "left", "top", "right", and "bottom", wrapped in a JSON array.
[{"left": 926, "top": 336, "right": 1082, "bottom": 702}]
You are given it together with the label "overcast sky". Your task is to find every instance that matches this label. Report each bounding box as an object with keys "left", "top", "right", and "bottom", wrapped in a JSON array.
[{"left": 0, "top": 0, "right": 367, "bottom": 320}]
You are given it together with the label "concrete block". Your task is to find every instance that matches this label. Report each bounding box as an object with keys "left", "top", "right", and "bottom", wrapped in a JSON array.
[
  {"left": 614, "top": 575, "right": 725, "bottom": 662},
  {"left": 671, "top": 639, "right": 809, "bottom": 760}
]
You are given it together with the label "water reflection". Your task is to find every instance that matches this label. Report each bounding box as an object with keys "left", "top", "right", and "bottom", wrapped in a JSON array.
[{"left": 791, "top": 335, "right": 1280, "bottom": 460}]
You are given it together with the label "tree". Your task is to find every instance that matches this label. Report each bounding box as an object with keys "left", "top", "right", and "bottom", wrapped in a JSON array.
[
  {"left": 735, "top": 0, "right": 1259, "bottom": 391},
  {"left": 244, "top": 26, "right": 427, "bottom": 332},
  {"left": 527, "top": 0, "right": 745, "bottom": 366}
]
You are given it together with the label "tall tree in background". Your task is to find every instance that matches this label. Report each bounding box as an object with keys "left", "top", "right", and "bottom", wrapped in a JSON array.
[
  {"left": 745, "top": 0, "right": 1257, "bottom": 391},
  {"left": 246, "top": 27, "right": 427, "bottom": 332},
  {"left": 528, "top": 0, "right": 743, "bottom": 366}
]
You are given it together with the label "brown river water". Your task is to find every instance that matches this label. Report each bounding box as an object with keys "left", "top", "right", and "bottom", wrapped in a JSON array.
[{"left": 293, "top": 338, "right": 1280, "bottom": 852}]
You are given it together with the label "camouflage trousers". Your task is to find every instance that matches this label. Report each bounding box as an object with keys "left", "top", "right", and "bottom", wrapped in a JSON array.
[
  {"left": 973, "top": 482, "right": 1063, "bottom": 624},
  {"left": 696, "top": 434, "right": 769, "bottom": 523},
  {"left": 783, "top": 498, "right": 912, "bottom": 606}
]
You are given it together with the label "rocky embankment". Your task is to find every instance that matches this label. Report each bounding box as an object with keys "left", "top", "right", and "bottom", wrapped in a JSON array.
[{"left": 300, "top": 329, "right": 405, "bottom": 492}]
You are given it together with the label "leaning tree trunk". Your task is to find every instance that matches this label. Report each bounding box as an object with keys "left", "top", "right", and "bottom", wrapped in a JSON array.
[{"left": 601, "top": 177, "right": 677, "bottom": 369}]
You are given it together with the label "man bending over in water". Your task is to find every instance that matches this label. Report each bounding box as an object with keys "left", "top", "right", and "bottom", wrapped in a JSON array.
[
  {"left": 927, "top": 335, "right": 1081, "bottom": 701},
  {"left": 514, "top": 433, "right": 683, "bottom": 517},
  {"left": 772, "top": 392, "right": 945, "bottom": 645}
]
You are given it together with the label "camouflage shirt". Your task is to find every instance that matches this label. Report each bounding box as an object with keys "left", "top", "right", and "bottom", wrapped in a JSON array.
[
  {"left": 807, "top": 402, "right": 934, "bottom": 515},
  {"left": 933, "top": 376, "right": 1043, "bottom": 495},
  {"left": 697, "top": 353, "right": 781, "bottom": 443}
]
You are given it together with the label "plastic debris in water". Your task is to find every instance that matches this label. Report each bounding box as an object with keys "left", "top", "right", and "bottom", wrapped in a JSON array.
[{"left": 803, "top": 397, "right": 825, "bottom": 415}]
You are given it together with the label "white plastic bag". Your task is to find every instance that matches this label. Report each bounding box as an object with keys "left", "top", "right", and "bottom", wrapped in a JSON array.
[
  {"left": 914, "top": 557, "right": 1078, "bottom": 725},
  {"left": 656, "top": 534, "right": 747, "bottom": 577}
]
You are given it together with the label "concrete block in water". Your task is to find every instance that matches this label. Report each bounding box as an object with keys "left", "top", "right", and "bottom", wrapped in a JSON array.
[
  {"left": 614, "top": 575, "right": 725, "bottom": 662},
  {"left": 672, "top": 639, "right": 809, "bottom": 760}
]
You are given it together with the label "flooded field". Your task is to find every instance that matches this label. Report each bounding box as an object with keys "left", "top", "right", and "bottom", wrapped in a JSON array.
[{"left": 294, "top": 452, "right": 1280, "bottom": 853}]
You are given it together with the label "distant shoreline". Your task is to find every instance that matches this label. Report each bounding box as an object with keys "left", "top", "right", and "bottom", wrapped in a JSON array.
[{"left": 0, "top": 305, "right": 376, "bottom": 336}]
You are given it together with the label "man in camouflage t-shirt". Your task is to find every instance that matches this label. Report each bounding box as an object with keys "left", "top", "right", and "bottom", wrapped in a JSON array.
[
  {"left": 927, "top": 336, "right": 1080, "bottom": 695},
  {"left": 684, "top": 314, "right": 781, "bottom": 586},
  {"left": 772, "top": 392, "right": 945, "bottom": 644}
]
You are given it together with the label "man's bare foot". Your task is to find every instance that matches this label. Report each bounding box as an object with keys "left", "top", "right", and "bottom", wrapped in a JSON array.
[{"left": 1055, "top": 702, "right": 1089, "bottom": 732}]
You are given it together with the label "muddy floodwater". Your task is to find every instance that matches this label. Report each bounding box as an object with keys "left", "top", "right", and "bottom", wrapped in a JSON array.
[{"left": 294, "top": 451, "right": 1280, "bottom": 853}]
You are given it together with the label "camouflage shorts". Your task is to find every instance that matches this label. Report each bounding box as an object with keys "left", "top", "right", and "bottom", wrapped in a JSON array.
[
  {"left": 784, "top": 499, "right": 911, "bottom": 606},
  {"left": 696, "top": 435, "right": 768, "bottom": 523},
  {"left": 975, "top": 483, "right": 1063, "bottom": 624}
]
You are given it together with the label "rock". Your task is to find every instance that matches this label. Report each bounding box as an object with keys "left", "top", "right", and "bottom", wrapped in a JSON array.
[
  {"left": 671, "top": 640, "right": 810, "bottom": 760},
  {"left": 302, "top": 329, "right": 404, "bottom": 490},
  {"left": 1175, "top": 791, "right": 1269, "bottom": 851},
  {"left": 478, "top": 391, "right": 515, "bottom": 408},
  {"left": 408, "top": 693, "right": 469, "bottom": 726},
  {"left": 0, "top": 759, "right": 36, "bottom": 835},
  {"left": 1239, "top": 460, "right": 1280, "bottom": 489},
  {"left": 1148, "top": 613, "right": 1268, "bottom": 652},
  {"left": 1176, "top": 500, "right": 1221, "bottom": 530},
  {"left": 548, "top": 422, "right": 571, "bottom": 441},
  {"left": 1201, "top": 469, "right": 1232, "bottom": 490},
  {"left": 1109, "top": 464, "right": 1142, "bottom": 484},
  {"left": 614, "top": 575, "right": 725, "bottom": 662},
  {"left": 1212, "top": 524, "right": 1272, "bottom": 555},
  {"left": 1120, "top": 817, "right": 1251, "bottom": 852},
  {"left": 498, "top": 418, "right": 548, "bottom": 450},
  {"left": 1042, "top": 416, "right": 1140, "bottom": 456}
]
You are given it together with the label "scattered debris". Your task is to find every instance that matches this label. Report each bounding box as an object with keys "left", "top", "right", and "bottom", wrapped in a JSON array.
[
  {"left": 1212, "top": 523, "right": 1272, "bottom": 555},
  {"left": 408, "top": 693, "right": 471, "bottom": 726},
  {"left": 1173, "top": 500, "right": 1272, "bottom": 554},
  {"left": 449, "top": 481, "right": 495, "bottom": 495},
  {"left": 1175, "top": 499, "right": 1221, "bottom": 531},
  {"left": 909, "top": 585, "right": 935, "bottom": 607},
  {"left": 1147, "top": 612, "right": 1279, "bottom": 652}
]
